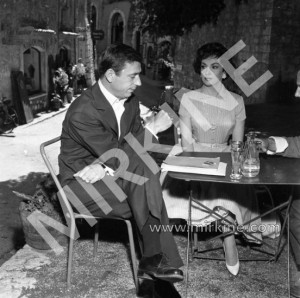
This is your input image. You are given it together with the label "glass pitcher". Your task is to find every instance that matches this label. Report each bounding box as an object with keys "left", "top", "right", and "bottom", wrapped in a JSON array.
[{"left": 241, "top": 132, "right": 260, "bottom": 177}]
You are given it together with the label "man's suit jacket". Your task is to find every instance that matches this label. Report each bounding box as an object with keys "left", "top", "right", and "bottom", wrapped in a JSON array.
[
  {"left": 282, "top": 137, "right": 300, "bottom": 158},
  {"left": 59, "top": 82, "right": 146, "bottom": 187},
  {"left": 59, "top": 81, "right": 164, "bottom": 223}
]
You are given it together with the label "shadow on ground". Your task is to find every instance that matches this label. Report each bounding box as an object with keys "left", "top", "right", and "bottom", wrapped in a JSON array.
[{"left": 0, "top": 172, "right": 48, "bottom": 265}]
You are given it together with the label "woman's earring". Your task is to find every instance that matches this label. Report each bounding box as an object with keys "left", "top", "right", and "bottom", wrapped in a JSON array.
[{"left": 222, "top": 73, "right": 227, "bottom": 79}]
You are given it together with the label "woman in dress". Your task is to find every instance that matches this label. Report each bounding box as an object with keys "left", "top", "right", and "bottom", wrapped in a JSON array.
[{"left": 162, "top": 42, "right": 261, "bottom": 276}]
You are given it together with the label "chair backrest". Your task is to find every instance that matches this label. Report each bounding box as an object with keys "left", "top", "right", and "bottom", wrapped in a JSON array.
[
  {"left": 41, "top": 136, "right": 61, "bottom": 175},
  {"left": 40, "top": 136, "right": 75, "bottom": 222}
]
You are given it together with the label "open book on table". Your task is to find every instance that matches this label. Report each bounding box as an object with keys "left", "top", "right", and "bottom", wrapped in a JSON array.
[{"left": 161, "top": 155, "right": 227, "bottom": 176}]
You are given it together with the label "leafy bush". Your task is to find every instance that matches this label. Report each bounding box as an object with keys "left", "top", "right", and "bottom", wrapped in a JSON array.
[
  {"left": 14, "top": 175, "right": 64, "bottom": 222},
  {"left": 131, "top": 0, "right": 226, "bottom": 37}
]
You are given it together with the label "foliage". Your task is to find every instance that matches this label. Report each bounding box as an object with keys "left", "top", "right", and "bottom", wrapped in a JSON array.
[
  {"left": 14, "top": 175, "right": 64, "bottom": 222},
  {"left": 131, "top": 0, "right": 226, "bottom": 37},
  {"left": 50, "top": 93, "right": 64, "bottom": 109},
  {"left": 15, "top": 189, "right": 54, "bottom": 214},
  {"left": 54, "top": 68, "right": 69, "bottom": 87},
  {"left": 72, "top": 63, "right": 86, "bottom": 77}
]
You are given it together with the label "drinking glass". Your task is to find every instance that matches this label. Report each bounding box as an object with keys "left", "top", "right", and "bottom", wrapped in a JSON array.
[
  {"left": 242, "top": 132, "right": 260, "bottom": 178},
  {"left": 230, "top": 141, "right": 244, "bottom": 180}
]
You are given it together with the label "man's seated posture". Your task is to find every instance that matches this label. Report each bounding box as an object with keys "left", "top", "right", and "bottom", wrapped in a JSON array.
[
  {"left": 258, "top": 136, "right": 300, "bottom": 298},
  {"left": 58, "top": 44, "right": 183, "bottom": 287}
]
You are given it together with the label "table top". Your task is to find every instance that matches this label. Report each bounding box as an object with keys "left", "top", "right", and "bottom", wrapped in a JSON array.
[{"left": 167, "top": 152, "right": 300, "bottom": 185}]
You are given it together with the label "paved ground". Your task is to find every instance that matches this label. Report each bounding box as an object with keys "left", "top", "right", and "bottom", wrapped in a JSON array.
[
  {"left": 0, "top": 106, "right": 69, "bottom": 266},
  {"left": 1, "top": 76, "right": 300, "bottom": 297}
]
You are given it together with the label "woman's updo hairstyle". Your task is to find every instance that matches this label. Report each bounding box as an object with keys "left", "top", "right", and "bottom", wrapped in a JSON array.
[{"left": 193, "top": 42, "right": 228, "bottom": 75}]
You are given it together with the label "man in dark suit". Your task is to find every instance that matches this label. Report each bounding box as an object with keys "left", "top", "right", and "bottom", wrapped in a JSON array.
[
  {"left": 258, "top": 136, "right": 300, "bottom": 298},
  {"left": 59, "top": 44, "right": 183, "bottom": 287}
]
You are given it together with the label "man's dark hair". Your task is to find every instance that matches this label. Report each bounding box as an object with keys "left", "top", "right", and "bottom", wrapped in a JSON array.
[
  {"left": 193, "top": 42, "right": 228, "bottom": 75},
  {"left": 98, "top": 44, "right": 142, "bottom": 78}
]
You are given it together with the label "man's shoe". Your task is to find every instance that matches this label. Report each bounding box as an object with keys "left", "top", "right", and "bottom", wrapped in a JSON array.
[
  {"left": 291, "top": 278, "right": 300, "bottom": 298},
  {"left": 138, "top": 253, "right": 183, "bottom": 283}
]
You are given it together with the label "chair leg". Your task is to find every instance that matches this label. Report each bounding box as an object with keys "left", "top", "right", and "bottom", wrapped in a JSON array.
[
  {"left": 124, "top": 219, "right": 139, "bottom": 292},
  {"left": 67, "top": 235, "right": 74, "bottom": 288},
  {"left": 185, "top": 182, "right": 192, "bottom": 298},
  {"left": 193, "top": 230, "right": 198, "bottom": 255},
  {"left": 93, "top": 220, "right": 99, "bottom": 259}
]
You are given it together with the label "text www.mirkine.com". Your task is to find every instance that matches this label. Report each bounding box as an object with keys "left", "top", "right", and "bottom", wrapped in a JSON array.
[{"left": 149, "top": 223, "right": 281, "bottom": 234}]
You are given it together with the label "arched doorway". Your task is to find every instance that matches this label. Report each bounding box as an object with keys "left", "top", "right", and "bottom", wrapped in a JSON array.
[
  {"left": 111, "top": 13, "right": 123, "bottom": 44},
  {"left": 57, "top": 47, "right": 69, "bottom": 69},
  {"left": 23, "top": 47, "right": 41, "bottom": 95}
]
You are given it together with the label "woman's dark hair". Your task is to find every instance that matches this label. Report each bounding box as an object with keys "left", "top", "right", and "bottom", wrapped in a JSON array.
[
  {"left": 98, "top": 43, "right": 142, "bottom": 78},
  {"left": 193, "top": 42, "right": 228, "bottom": 74}
]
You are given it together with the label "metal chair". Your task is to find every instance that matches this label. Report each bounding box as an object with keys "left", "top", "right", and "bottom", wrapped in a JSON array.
[{"left": 40, "top": 136, "right": 139, "bottom": 290}]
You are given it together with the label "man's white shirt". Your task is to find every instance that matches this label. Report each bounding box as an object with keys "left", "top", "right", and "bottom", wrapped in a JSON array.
[{"left": 98, "top": 80, "right": 157, "bottom": 138}]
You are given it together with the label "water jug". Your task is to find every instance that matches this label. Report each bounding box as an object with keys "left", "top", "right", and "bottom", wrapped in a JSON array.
[{"left": 241, "top": 132, "right": 260, "bottom": 177}]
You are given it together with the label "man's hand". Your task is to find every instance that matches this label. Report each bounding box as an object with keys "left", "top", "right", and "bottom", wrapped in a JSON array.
[
  {"left": 74, "top": 164, "right": 106, "bottom": 184},
  {"left": 256, "top": 138, "right": 276, "bottom": 153},
  {"left": 146, "top": 110, "right": 173, "bottom": 135}
]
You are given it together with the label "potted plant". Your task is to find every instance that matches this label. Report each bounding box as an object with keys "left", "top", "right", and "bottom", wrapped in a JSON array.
[
  {"left": 66, "top": 87, "right": 73, "bottom": 103},
  {"left": 53, "top": 68, "right": 69, "bottom": 104},
  {"left": 14, "top": 175, "right": 68, "bottom": 250},
  {"left": 50, "top": 93, "right": 63, "bottom": 111}
]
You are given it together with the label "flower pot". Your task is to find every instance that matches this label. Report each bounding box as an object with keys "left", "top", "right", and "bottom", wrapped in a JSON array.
[
  {"left": 66, "top": 89, "right": 73, "bottom": 103},
  {"left": 51, "top": 99, "right": 61, "bottom": 111},
  {"left": 19, "top": 202, "right": 68, "bottom": 250}
]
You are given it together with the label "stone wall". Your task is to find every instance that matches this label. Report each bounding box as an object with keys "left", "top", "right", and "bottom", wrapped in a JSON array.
[
  {"left": 0, "top": 0, "right": 58, "bottom": 103},
  {"left": 0, "top": 0, "right": 58, "bottom": 36},
  {"left": 174, "top": 0, "right": 274, "bottom": 104},
  {"left": 0, "top": 0, "right": 79, "bottom": 111},
  {"left": 267, "top": 0, "right": 300, "bottom": 103}
]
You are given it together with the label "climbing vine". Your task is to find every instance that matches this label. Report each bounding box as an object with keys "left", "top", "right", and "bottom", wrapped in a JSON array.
[{"left": 131, "top": 0, "right": 226, "bottom": 37}]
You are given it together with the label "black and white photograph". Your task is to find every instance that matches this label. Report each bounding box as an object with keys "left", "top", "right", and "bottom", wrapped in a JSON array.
[{"left": 0, "top": 0, "right": 300, "bottom": 297}]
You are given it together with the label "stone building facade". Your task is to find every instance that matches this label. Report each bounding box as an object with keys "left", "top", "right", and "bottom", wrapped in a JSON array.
[
  {"left": 2, "top": 0, "right": 296, "bottom": 120},
  {"left": 268, "top": 0, "right": 300, "bottom": 103},
  {"left": 173, "top": 0, "right": 300, "bottom": 104},
  {"left": 91, "top": 0, "right": 150, "bottom": 70},
  {"left": 0, "top": 0, "right": 151, "bottom": 120},
  {"left": 91, "top": 0, "right": 168, "bottom": 77},
  {"left": 94, "top": 0, "right": 300, "bottom": 104},
  {"left": 0, "top": 0, "right": 90, "bottom": 118}
]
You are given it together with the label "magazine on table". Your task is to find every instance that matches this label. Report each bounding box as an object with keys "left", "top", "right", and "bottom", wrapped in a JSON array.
[{"left": 161, "top": 155, "right": 227, "bottom": 176}]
